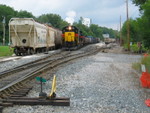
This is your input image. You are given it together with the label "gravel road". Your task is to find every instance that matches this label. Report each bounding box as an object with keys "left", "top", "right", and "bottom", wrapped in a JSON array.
[{"left": 3, "top": 45, "right": 150, "bottom": 113}]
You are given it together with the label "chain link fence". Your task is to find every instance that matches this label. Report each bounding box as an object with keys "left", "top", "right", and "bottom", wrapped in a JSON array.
[{"left": 0, "top": 42, "right": 9, "bottom": 46}]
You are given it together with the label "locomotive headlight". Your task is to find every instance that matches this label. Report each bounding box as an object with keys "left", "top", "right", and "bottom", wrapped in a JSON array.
[{"left": 68, "top": 26, "right": 72, "bottom": 30}]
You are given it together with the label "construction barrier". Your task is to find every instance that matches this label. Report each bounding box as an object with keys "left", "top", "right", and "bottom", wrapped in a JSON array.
[
  {"left": 140, "top": 53, "right": 150, "bottom": 107},
  {"left": 144, "top": 53, "right": 149, "bottom": 57},
  {"left": 140, "top": 53, "right": 150, "bottom": 88},
  {"left": 140, "top": 72, "right": 150, "bottom": 88},
  {"left": 145, "top": 99, "right": 150, "bottom": 107}
]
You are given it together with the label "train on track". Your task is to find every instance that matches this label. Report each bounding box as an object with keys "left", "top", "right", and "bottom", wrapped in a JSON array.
[
  {"left": 9, "top": 18, "right": 62, "bottom": 56},
  {"left": 9, "top": 18, "right": 100, "bottom": 55},
  {"left": 104, "top": 37, "right": 116, "bottom": 44},
  {"left": 61, "top": 25, "right": 100, "bottom": 50}
]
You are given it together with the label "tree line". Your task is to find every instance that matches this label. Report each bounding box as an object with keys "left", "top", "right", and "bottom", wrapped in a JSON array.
[
  {"left": 121, "top": 0, "right": 150, "bottom": 50},
  {"left": 0, "top": 4, "right": 117, "bottom": 45}
]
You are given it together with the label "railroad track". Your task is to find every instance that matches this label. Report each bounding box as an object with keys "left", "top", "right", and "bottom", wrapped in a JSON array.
[
  {"left": 0, "top": 50, "right": 67, "bottom": 79},
  {"left": 0, "top": 50, "right": 74, "bottom": 92},
  {"left": 0, "top": 47, "right": 105, "bottom": 111}
]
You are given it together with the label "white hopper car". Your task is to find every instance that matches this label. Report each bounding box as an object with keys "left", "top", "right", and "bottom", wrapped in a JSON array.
[{"left": 9, "top": 18, "right": 62, "bottom": 56}]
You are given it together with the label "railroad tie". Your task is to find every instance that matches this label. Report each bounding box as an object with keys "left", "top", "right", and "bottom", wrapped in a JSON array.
[
  {"left": 0, "top": 102, "right": 13, "bottom": 107},
  {"left": 2, "top": 98, "right": 70, "bottom": 106},
  {"left": 0, "top": 106, "right": 3, "bottom": 113}
]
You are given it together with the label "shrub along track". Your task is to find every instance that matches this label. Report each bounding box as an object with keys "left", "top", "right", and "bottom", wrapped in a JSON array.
[{"left": 0, "top": 46, "right": 106, "bottom": 111}]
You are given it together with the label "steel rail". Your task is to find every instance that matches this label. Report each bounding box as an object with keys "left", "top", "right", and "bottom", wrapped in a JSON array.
[
  {"left": 0, "top": 47, "right": 104, "bottom": 98},
  {"left": 0, "top": 50, "right": 65, "bottom": 79}
]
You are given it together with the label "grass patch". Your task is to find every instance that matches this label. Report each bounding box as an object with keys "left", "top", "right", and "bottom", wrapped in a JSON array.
[
  {"left": 141, "top": 56, "right": 150, "bottom": 73},
  {"left": 132, "top": 62, "right": 141, "bottom": 72},
  {"left": 132, "top": 55, "right": 150, "bottom": 73},
  {"left": 0, "top": 46, "right": 14, "bottom": 57}
]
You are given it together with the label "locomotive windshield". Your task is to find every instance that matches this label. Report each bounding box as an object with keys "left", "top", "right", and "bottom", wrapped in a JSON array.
[{"left": 62, "top": 26, "right": 79, "bottom": 33}]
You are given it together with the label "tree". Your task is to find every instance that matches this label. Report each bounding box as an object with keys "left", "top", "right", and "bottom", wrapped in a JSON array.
[
  {"left": 101, "top": 27, "right": 117, "bottom": 38},
  {"left": 139, "top": 1, "right": 150, "bottom": 48},
  {"left": 90, "top": 24, "right": 103, "bottom": 39},
  {"left": 132, "top": 0, "right": 147, "bottom": 6},
  {"left": 73, "top": 22, "right": 95, "bottom": 37},
  {"left": 16, "top": 10, "right": 35, "bottom": 18},
  {"left": 127, "top": 0, "right": 150, "bottom": 49},
  {"left": 73, "top": 22, "right": 118, "bottom": 40},
  {"left": 58, "top": 20, "right": 69, "bottom": 30},
  {"left": 37, "top": 14, "right": 65, "bottom": 29},
  {"left": 132, "top": 0, "right": 147, "bottom": 10},
  {"left": 121, "top": 19, "right": 141, "bottom": 44},
  {"left": 0, "top": 5, "right": 16, "bottom": 44}
]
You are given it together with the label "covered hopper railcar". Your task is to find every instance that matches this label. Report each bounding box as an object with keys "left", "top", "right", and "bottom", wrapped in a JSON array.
[{"left": 9, "top": 18, "right": 62, "bottom": 56}]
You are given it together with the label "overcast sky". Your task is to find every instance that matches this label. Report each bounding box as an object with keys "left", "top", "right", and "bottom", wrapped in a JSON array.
[{"left": 0, "top": 0, "right": 140, "bottom": 30}]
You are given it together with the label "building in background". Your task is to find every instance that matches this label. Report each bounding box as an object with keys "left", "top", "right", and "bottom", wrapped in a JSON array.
[
  {"left": 79, "top": 17, "right": 92, "bottom": 27},
  {"left": 103, "top": 33, "right": 116, "bottom": 44},
  {"left": 103, "top": 34, "right": 110, "bottom": 38}
]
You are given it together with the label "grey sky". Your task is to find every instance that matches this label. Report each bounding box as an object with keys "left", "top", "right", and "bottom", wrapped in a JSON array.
[{"left": 0, "top": 0, "right": 140, "bottom": 30}]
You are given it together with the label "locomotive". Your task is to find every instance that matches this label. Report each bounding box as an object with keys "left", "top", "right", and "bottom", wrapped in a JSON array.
[
  {"left": 104, "top": 37, "right": 116, "bottom": 44},
  {"left": 9, "top": 18, "right": 62, "bottom": 56},
  {"left": 61, "top": 26, "right": 84, "bottom": 50}
]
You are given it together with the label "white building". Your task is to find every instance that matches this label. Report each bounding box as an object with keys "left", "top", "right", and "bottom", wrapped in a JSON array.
[
  {"left": 80, "top": 17, "right": 92, "bottom": 27},
  {"left": 103, "top": 34, "right": 110, "bottom": 38}
]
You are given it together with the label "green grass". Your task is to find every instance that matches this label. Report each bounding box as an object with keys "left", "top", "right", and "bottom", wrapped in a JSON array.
[
  {"left": 141, "top": 55, "right": 150, "bottom": 73},
  {"left": 132, "top": 55, "right": 150, "bottom": 73},
  {"left": 0, "top": 46, "right": 14, "bottom": 57},
  {"left": 132, "top": 62, "right": 141, "bottom": 72}
]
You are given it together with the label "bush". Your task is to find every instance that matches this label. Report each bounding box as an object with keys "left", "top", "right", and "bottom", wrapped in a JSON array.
[
  {"left": 132, "top": 55, "right": 150, "bottom": 73},
  {"left": 130, "top": 43, "right": 148, "bottom": 53},
  {"left": 123, "top": 43, "right": 128, "bottom": 51},
  {"left": 130, "top": 44, "right": 139, "bottom": 53},
  {"left": 142, "top": 46, "right": 148, "bottom": 53}
]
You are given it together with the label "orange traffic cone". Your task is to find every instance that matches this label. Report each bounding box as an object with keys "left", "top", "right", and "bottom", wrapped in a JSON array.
[
  {"left": 144, "top": 53, "right": 149, "bottom": 57},
  {"left": 140, "top": 71, "right": 150, "bottom": 88},
  {"left": 145, "top": 99, "right": 150, "bottom": 107}
]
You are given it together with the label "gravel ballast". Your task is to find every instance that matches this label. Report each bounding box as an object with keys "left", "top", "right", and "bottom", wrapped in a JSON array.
[{"left": 3, "top": 45, "right": 150, "bottom": 113}]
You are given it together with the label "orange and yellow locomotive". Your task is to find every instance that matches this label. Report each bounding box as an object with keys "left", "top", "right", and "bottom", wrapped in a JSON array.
[{"left": 62, "top": 26, "right": 84, "bottom": 50}]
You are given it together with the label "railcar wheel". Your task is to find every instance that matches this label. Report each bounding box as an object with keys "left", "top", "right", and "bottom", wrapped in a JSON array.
[
  {"left": 19, "top": 53, "right": 22, "bottom": 56},
  {"left": 21, "top": 53, "right": 26, "bottom": 56},
  {"left": 42, "top": 48, "right": 45, "bottom": 53},
  {"left": 27, "top": 49, "right": 30, "bottom": 55},
  {"left": 30, "top": 49, "right": 35, "bottom": 55},
  {"left": 14, "top": 48, "right": 19, "bottom": 56}
]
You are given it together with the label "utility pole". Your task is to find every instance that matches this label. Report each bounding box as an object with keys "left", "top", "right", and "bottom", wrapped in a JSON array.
[
  {"left": 2, "top": 16, "right": 6, "bottom": 46},
  {"left": 126, "top": 0, "right": 130, "bottom": 51},
  {"left": 120, "top": 15, "right": 122, "bottom": 46}
]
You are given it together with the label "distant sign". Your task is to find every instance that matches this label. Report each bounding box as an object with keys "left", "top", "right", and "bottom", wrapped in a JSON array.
[
  {"left": 36, "top": 77, "right": 47, "bottom": 82},
  {"left": 141, "top": 64, "right": 146, "bottom": 72}
]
